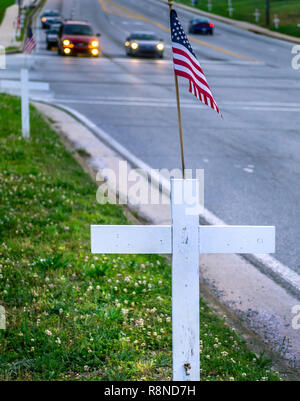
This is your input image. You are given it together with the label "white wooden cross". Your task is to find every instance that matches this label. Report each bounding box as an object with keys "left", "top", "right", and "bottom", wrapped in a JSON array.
[
  {"left": 253, "top": 8, "right": 261, "bottom": 23},
  {"left": 228, "top": 7, "right": 234, "bottom": 17},
  {"left": 273, "top": 14, "right": 280, "bottom": 29},
  {"left": 91, "top": 179, "right": 275, "bottom": 381},
  {"left": 207, "top": 1, "right": 212, "bottom": 12}
]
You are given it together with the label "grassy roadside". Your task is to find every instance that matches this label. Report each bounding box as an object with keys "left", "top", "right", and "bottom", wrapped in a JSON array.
[
  {"left": 0, "top": 0, "right": 14, "bottom": 25},
  {"left": 177, "top": 0, "right": 300, "bottom": 38},
  {"left": 0, "top": 94, "right": 280, "bottom": 381}
]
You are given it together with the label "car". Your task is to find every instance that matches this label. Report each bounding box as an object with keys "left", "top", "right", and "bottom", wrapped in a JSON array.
[
  {"left": 124, "top": 32, "right": 164, "bottom": 58},
  {"left": 46, "top": 27, "right": 59, "bottom": 50},
  {"left": 47, "top": 19, "right": 63, "bottom": 31},
  {"left": 41, "top": 10, "right": 61, "bottom": 29},
  {"left": 57, "top": 20, "right": 100, "bottom": 57},
  {"left": 188, "top": 18, "right": 214, "bottom": 35}
]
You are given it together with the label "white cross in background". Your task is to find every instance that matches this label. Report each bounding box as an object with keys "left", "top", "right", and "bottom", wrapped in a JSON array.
[
  {"left": 228, "top": 7, "right": 234, "bottom": 17},
  {"left": 207, "top": 1, "right": 212, "bottom": 12},
  {"left": 91, "top": 179, "right": 275, "bottom": 381},
  {"left": 273, "top": 14, "right": 280, "bottom": 29},
  {"left": 253, "top": 8, "right": 261, "bottom": 23}
]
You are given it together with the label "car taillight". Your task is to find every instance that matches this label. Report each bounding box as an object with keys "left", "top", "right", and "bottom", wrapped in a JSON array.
[{"left": 209, "top": 23, "right": 214, "bottom": 28}]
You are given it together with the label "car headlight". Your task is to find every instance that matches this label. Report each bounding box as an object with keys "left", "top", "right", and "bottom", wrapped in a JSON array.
[
  {"left": 131, "top": 42, "right": 138, "bottom": 50},
  {"left": 42, "top": 17, "right": 46, "bottom": 22},
  {"left": 64, "top": 48, "right": 71, "bottom": 54},
  {"left": 63, "top": 39, "right": 71, "bottom": 46},
  {"left": 91, "top": 40, "right": 99, "bottom": 47},
  {"left": 125, "top": 41, "right": 130, "bottom": 47},
  {"left": 156, "top": 43, "right": 164, "bottom": 51}
]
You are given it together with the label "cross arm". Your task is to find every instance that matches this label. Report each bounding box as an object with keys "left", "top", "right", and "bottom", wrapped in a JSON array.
[
  {"left": 91, "top": 225, "right": 171, "bottom": 254},
  {"left": 199, "top": 225, "right": 275, "bottom": 254},
  {"left": 91, "top": 225, "right": 275, "bottom": 255}
]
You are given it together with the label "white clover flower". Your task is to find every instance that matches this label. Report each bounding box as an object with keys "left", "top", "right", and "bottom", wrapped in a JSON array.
[{"left": 45, "top": 330, "right": 52, "bottom": 336}]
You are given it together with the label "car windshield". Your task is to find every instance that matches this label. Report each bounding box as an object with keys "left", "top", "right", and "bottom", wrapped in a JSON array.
[
  {"left": 48, "top": 29, "right": 59, "bottom": 34},
  {"left": 64, "top": 24, "right": 93, "bottom": 35},
  {"left": 44, "top": 11, "right": 60, "bottom": 17},
  {"left": 193, "top": 19, "right": 209, "bottom": 23},
  {"left": 130, "top": 33, "right": 159, "bottom": 41}
]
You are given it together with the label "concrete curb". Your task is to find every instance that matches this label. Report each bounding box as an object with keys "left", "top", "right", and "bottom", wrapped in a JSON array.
[
  {"left": 158, "top": 0, "right": 300, "bottom": 44},
  {"left": 33, "top": 98, "right": 300, "bottom": 301}
]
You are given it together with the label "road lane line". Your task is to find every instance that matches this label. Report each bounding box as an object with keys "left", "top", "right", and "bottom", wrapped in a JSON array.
[
  {"left": 53, "top": 98, "right": 300, "bottom": 112},
  {"left": 99, "top": 0, "right": 260, "bottom": 62}
]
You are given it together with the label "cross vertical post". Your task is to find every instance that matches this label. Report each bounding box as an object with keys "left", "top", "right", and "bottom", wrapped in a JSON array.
[
  {"left": 171, "top": 179, "right": 200, "bottom": 381},
  {"left": 21, "top": 68, "right": 30, "bottom": 139}
]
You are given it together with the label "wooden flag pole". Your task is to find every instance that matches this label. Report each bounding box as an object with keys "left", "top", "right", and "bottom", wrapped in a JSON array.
[{"left": 168, "top": 0, "right": 186, "bottom": 179}]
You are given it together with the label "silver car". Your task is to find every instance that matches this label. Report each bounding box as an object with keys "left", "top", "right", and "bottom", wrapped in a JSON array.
[{"left": 125, "top": 32, "right": 165, "bottom": 58}]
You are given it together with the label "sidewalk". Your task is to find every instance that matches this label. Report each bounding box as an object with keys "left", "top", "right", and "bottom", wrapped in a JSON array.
[
  {"left": 33, "top": 100, "right": 300, "bottom": 379},
  {"left": 0, "top": 5, "right": 19, "bottom": 49}
]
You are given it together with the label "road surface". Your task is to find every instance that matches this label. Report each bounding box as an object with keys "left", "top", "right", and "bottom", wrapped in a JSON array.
[{"left": 2, "top": 0, "right": 300, "bottom": 273}]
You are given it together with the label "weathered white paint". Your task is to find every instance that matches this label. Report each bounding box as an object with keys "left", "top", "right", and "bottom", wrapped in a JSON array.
[
  {"left": 90, "top": 178, "right": 276, "bottom": 381},
  {"left": 91, "top": 225, "right": 171, "bottom": 254},
  {"left": 21, "top": 68, "right": 30, "bottom": 138},
  {"left": 199, "top": 225, "right": 275, "bottom": 254},
  {"left": 171, "top": 179, "right": 200, "bottom": 381},
  {"left": 91, "top": 225, "right": 275, "bottom": 255}
]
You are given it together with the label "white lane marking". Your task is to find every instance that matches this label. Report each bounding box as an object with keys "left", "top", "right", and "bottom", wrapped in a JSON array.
[
  {"left": 53, "top": 97, "right": 300, "bottom": 111},
  {"left": 9, "top": 53, "right": 264, "bottom": 65},
  {"left": 36, "top": 100, "right": 300, "bottom": 296},
  {"left": 243, "top": 168, "right": 254, "bottom": 173}
]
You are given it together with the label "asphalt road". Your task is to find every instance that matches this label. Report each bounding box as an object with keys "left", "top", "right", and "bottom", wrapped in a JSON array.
[{"left": 2, "top": 0, "right": 300, "bottom": 272}]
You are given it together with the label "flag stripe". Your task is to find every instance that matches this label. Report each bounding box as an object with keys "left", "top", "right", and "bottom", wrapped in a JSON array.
[
  {"left": 172, "top": 43, "right": 206, "bottom": 80},
  {"left": 173, "top": 64, "right": 213, "bottom": 98},
  {"left": 24, "top": 27, "right": 37, "bottom": 54},
  {"left": 172, "top": 56, "right": 212, "bottom": 94}
]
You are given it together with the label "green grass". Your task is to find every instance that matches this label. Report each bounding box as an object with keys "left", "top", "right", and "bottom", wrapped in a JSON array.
[
  {"left": 0, "top": 0, "right": 14, "bottom": 25},
  {"left": 0, "top": 94, "right": 280, "bottom": 381},
  {"left": 177, "top": 0, "right": 300, "bottom": 38}
]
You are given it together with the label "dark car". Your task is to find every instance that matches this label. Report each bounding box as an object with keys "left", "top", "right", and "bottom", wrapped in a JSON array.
[
  {"left": 188, "top": 18, "right": 214, "bottom": 35},
  {"left": 47, "top": 19, "right": 63, "bottom": 30},
  {"left": 46, "top": 27, "right": 59, "bottom": 50},
  {"left": 57, "top": 20, "right": 100, "bottom": 57},
  {"left": 125, "top": 32, "right": 164, "bottom": 58},
  {"left": 41, "top": 10, "right": 61, "bottom": 29}
]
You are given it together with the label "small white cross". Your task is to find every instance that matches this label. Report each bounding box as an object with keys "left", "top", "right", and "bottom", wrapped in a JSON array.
[
  {"left": 228, "top": 7, "right": 234, "bottom": 17},
  {"left": 253, "top": 8, "right": 261, "bottom": 23},
  {"left": 273, "top": 14, "right": 280, "bottom": 29},
  {"left": 91, "top": 179, "right": 275, "bottom": 381}
]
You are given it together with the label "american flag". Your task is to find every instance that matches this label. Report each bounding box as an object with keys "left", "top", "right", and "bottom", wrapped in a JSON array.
[
  {"left": 24, "top": 27, "right": 37, "bottom": 54},
  {"left": 170, "top": 9, "right": 221, "bottom": 116}
]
